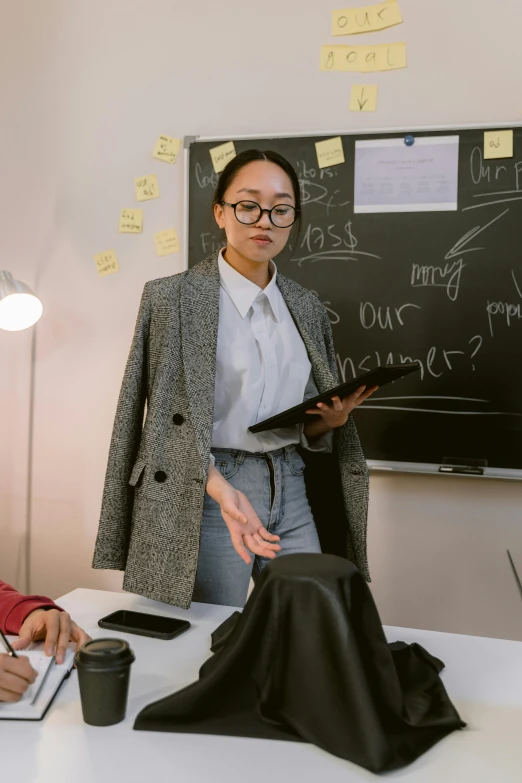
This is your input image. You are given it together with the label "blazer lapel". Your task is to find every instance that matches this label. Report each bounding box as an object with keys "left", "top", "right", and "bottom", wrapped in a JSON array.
[
  {"left": 277, "top": 274, "right": 336, "bottom": 393},
  {"left": 180, "top": 256, "right": 220, "bottom": 462}
]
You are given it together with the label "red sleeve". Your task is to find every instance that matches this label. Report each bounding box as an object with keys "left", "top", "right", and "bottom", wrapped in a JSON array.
[{"left": 0, "top": 579, "right": 62, "bottom": 635}]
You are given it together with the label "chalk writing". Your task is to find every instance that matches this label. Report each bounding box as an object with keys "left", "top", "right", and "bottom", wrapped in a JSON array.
[
  {"left": 360, "top": 301, "right": 421, "bottom": 330},
  {"left": 411, "top": 260, "right": 465, "bottom": 302},
  {"left": 294, "top": 221, "right": 381, "bottom": 265},
  {"left": 337, "top": 336, "right": 484, "bottom": 383}
]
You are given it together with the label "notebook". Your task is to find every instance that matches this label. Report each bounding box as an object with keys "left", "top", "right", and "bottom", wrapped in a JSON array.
[{"left": 0, "top": 639, "right": 75, "bottom": 720}]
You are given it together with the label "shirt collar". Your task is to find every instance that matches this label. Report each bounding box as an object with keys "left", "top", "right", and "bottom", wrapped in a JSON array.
[{"left": 218, "top": 249, "right": 281, "bottom": 322}]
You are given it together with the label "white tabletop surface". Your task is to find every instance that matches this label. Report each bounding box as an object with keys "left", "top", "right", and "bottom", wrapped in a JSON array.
[{"left": 2, "top": 587, "right": 522, "bottom": 782}]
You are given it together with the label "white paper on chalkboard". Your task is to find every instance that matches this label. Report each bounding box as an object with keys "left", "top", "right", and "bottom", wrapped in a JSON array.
[{"left": 354, "top": 136, "right": 460, "bottom": 213}]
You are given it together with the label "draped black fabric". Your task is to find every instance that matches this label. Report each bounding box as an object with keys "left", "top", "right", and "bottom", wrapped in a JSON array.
[{"left": 134, "top": 554, "right": 465, "bottom": 772}]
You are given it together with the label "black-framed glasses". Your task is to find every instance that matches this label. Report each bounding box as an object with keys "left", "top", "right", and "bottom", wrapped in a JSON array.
[{"left": 220, "top": 200, "right": 298, "bottom": 228}]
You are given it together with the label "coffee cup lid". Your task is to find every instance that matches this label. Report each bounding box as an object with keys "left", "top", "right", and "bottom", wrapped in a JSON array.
[{"left": 76, "top": 638, "right": 135, "bottom": 667}]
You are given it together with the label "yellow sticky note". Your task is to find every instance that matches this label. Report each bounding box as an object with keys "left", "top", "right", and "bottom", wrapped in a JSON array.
[
  {"left": 210, "top": 141, "right": 236, "bottom": 174},
  {"left": 119, "top": 208, "right": 143, "bottom": 233},
  {"left": 320, "top": 42, "right": 407, "bottom": 72},
  {"left": 315, "top": 137, "right": 345, "bottom": 169},
  {"left": 135, "top": 175, "right": 160, "bottom": 201},
  {"left": 152, "top": 135, "right": 182, "bottom": 164},
  {"left": 154, "top": 229, "right": 180, "bottom": 257},
  {"left": 350, "top": 84, "right": 378, "bottom": 112},
  {"left": 333, "top": 1, "right": 402, "bottom": 36},
  {"left": 484, "top": 130, "right": 514, "bottom": 160},
  {"left": 94, "top": 249, "right": 119, "bottom": 278}
]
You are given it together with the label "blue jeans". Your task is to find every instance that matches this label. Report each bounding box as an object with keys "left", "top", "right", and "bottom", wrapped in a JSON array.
[{"left": 193, "top": 445, "right": 321, "bottom": 607}]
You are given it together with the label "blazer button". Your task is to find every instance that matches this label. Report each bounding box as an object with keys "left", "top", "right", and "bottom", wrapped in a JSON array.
[
  {"left": 154, "top": 470, "right": 167, "bottom": 483},
  {"left": 173, "top": 414, "right": 185, "bottom": 426}
]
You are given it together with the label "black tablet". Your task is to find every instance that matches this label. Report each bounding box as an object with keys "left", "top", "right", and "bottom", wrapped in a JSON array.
[{"left": 248, "top": 363, "right": 420, "bottom": 434}]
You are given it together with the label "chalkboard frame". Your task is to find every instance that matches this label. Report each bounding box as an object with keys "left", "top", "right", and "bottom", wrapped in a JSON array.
[{"left": 183, "top": 122, "right": 522, "bottom": 481}]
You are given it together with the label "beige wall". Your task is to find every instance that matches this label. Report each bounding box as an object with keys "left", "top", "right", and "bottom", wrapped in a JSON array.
[{"left": 1, "top": 0, "right": 521, "bottom": 639}]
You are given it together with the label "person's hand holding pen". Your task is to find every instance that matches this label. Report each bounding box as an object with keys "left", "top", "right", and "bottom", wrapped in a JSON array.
[
  {"left": 303, "top": 384, "right": 379, "bottom": 439},
  {"left": 0, "top": 629, "right": 37, "bottom": 703}
]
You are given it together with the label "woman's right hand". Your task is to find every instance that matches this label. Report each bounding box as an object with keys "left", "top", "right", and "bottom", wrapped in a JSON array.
[
  {"left": 0, "top": 654, "right": 37, "bottom": 703},
  {"left": 206, "top": 465, "right": 281, "bottom": 564}
]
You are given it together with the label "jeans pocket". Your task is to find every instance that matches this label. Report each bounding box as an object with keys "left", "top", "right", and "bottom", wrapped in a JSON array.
[
  {"left": 286, "top": 448, "right": 306, "bottom": 476},
  {"left": 213, "top": 453, "right": 241, "bottom": 481}
]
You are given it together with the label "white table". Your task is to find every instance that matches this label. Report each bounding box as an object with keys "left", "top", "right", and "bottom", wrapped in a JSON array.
[{"left": 2, "top": 588, "right": 522, "bottom": 782}]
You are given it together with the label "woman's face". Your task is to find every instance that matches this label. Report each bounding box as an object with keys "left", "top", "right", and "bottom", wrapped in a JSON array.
[{"left": 214, "top": 160, "right": 296, "bottom": 264}]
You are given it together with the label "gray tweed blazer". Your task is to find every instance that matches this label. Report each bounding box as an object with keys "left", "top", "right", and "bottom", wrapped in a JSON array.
[{"left": 92, "top": 253, "right": 369, "bottom": 608}]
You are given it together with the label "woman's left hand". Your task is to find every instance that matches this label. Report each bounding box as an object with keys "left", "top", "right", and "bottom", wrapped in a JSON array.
[{"left": 305, "top": 385, "right": 378, "bottom": 431}]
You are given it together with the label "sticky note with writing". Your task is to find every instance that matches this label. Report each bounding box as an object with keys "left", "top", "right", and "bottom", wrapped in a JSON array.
[
  {"left": 119, "top": 208, "right": 143, "bottom": 233},
  {"left": 320, "top": 42, "right": 406, "bottom": 72},
  {"left": 154, "top": 229, "right": 180, "bottom": 256},
  {"left": 153, "top": 135, "right": 182, "bottom": 164},
  {"left": 135, "top": 175, "right": 160, "bottom": 201},
  {"left": 315, "top": 137, "right": 345, "bottom": 169},
  {"left": 332, "top": 1, "right": 402, "bottom": 36},
  {"left": 483, "top": 130, "right": 514, "bottom": 160},
  {"left": 210, "top": 141, "right": 236, "bottom": 174},
  {"left": 350, "top": 84, "right": 378, "bottom": 112},
  {"left": 94, "top": 250, "right": 119, "bottom": 277}
]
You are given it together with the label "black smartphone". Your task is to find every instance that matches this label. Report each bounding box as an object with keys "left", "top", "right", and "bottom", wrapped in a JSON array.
[{"left": 98, "top": 610, "right": 191, "bottom": 640}]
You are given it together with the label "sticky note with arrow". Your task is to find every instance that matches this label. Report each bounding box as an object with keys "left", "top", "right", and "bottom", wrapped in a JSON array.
[{"left": 350, "top": 84, "right": 378, "bottom": 112}]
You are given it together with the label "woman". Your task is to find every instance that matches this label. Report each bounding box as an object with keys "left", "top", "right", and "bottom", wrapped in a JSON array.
[{"left": 93, "top": 149, "right": 375, "bottom": 608}]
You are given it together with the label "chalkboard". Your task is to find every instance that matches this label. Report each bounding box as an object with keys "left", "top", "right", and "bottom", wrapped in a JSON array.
[{"left": 187, "top": 127, "right": 522, "bottom": 477}]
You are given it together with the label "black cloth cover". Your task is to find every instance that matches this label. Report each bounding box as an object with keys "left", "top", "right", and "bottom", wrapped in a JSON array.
[{"left": 134, "top": 554, "right": 465, "bottom": 772}]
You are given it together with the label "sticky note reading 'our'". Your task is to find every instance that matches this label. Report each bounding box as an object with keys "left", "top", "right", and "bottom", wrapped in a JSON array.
[
  {"left": 119, "top": 209, "right": 143, "bottom": 233},
  {"left": 94, "top": 250, "right": 119, "bottom": 277},
  {"left": 210, "top": 141, "right": 236, "bottom": 173},
  {"left": 350, "top": 84, "right": 378, "bottom": 112},
  {"left": 153, "top": 135, "right": 182, "bottom": 164},
  {"left": 135, "top": 175, "right": 160, "bottom": 201},
  {"left": 332, "top": 1, "right": 402, "bottom": 36},
  {"left": 483, "top": 130, "right": 514, "bottom": 160},
  {"left": 154, "top": 229, "right": 180, "bottom": 256},
  {"left": 315, "top": 137, "right": 345, "bottom": 169},
  {"left": 320, "top": 42, "right": 407, "bottom": 72}
]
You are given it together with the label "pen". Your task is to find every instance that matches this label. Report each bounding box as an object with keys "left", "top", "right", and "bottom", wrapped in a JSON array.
[{"left": 0, "top": 628, "right": 19, "bottom": 658}]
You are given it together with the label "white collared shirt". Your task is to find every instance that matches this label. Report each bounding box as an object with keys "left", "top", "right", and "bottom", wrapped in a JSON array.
[{"left": 211, "top": 250, "right": 332, "bottom": 457}]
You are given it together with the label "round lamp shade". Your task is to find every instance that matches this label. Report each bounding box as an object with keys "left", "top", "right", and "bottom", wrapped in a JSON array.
[{"left": 0, "top": 271, "right": 43, "bottom": 332}]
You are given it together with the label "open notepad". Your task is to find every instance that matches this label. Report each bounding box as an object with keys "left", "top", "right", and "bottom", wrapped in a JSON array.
[{"left": 0, "top": 639, "right": 75, "bottom": 720}]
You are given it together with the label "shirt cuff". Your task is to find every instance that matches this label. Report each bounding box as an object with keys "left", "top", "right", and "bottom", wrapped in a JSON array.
[
  {"left": 298, "top": 425, "right": 333, "bottom": 453},
  {"left": 208, "top": 452, "right": 216, "bottom": 466}
]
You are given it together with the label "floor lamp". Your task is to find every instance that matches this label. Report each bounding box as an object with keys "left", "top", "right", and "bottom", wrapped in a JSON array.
[{"left": 0, "top": 271, "right": 43, "bottom": 593}]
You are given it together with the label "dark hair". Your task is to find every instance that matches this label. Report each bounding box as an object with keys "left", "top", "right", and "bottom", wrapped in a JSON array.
[{"left": 212, "top": 149, "right": 302, "bottom": 241}]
